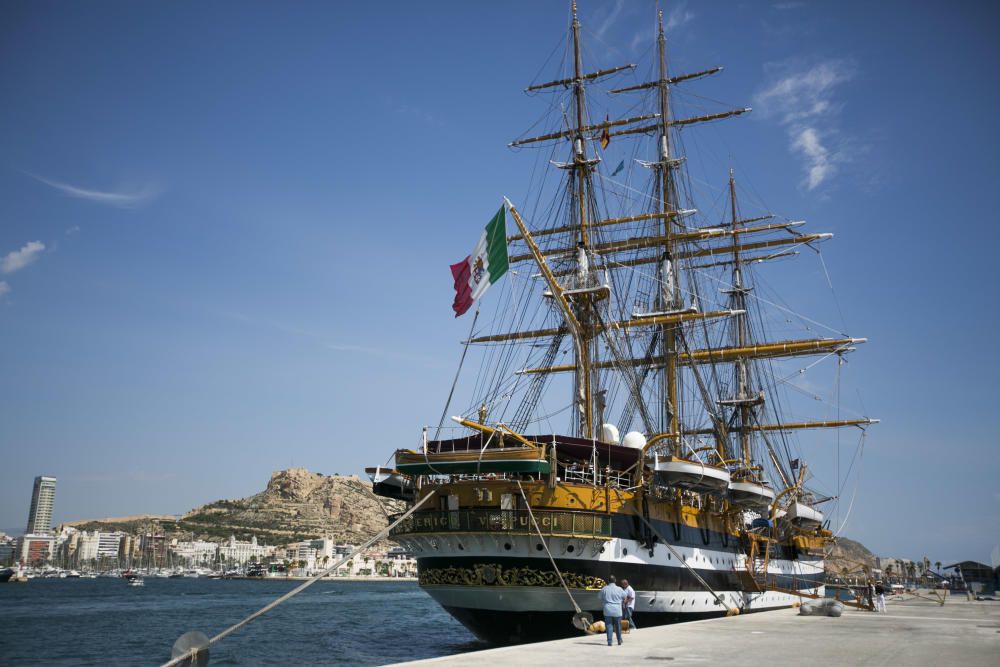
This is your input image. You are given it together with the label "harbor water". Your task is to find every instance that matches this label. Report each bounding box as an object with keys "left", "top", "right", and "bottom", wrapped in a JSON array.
[{"left": 0, "top": 578, "right": 483, "bottom": 665}]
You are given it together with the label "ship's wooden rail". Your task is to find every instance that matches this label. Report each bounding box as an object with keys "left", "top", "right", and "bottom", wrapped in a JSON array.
[{"left": 389, "top": 509, "right": 612, "bottom": 540}]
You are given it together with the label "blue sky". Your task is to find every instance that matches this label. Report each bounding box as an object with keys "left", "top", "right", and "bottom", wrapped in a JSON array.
[{"left": 1, "top": 1, "right": 997, "bottom": 565}]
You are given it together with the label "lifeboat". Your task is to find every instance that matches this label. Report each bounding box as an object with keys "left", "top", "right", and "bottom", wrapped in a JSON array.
[
  {"left": 786, "top": 501, "right": 824, "bottom": 526},
  {"left": 394, "top": 443, "right": 550, "bottom": 476},
  {"left": 728, "top": 479, "right": 776, "bottom": 509},
  {"left": 365, "top": 467, "right": 415, "bottom": 501},
  {"left": 652, "top": 454, "right": 731, "bottom": 493}
]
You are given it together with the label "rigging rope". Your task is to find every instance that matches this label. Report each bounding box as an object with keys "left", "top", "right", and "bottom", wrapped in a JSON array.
[
  {"left": 514, "top": 480, "right": 586, "bottom": 618},
  {"left": 160, "top": 491, "right": 438, "bottom": 667},
  {"left": 610, "top": 488, "right": 739, "bottom": 616},
  {"left": 435, "top": 309, "right": 480, "bottom": 439}
]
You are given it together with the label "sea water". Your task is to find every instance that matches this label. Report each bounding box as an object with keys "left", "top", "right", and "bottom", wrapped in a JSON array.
[{"left": 0, "top": 578, "right": 484, "bottom": 665}]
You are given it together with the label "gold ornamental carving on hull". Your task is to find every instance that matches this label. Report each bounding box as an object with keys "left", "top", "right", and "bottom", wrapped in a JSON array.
[{"left": 419, "top": 562, "right": 605, "bottom": 590}]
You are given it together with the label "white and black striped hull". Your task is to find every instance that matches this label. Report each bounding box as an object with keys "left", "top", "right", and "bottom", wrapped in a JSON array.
[{"left": 398, "top": 533, "right": 824, "bottom": 644}]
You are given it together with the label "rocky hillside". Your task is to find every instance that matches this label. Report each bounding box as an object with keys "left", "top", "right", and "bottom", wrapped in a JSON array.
[
  {"left": 827, "top": 536, "right": 877, "bottom": 575},
  {"left": 175, "top": 468, "right": 404, "bottom": 544}
]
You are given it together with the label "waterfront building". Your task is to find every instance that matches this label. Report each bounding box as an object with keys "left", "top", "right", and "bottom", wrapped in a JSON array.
[
  {"left": 217, "top": 535, "right": 271, "bottom": 565},
  {"left": 25, "top": 475, "right": 57, "bottom": 534},
  {"left": 308, "top": 537, "right": 336, "bottom": 561},
  {"left": 140, "top": 534, "right": 168, "bottom": 567},
  {"left": 171, "top": 540, "right": 218, "bottom": 564},
  {"left": 946, "top": 561, "right": 997, "bottom": 594},
  {"left": 17, "top": 534, "right": 56, "bottom": 565},
  {"left": 76, "top": 531, "right": 99, "bottom": 561},
  {"left": 97, "top": 532, "right": 122, "bottom": 559},
  {"left": 294, "top": 543, "right": 318, "bottom": 571},
  {"left": 119, "top": 534, "right": 140, "bottom": 563}
]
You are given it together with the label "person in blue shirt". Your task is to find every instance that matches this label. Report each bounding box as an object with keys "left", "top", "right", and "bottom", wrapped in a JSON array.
[{"left": 598, "top": 575, "right": 626, "bottom": 646}]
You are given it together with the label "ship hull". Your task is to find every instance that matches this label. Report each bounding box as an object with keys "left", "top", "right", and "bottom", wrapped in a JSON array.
[{"left": 404, "top": 534, "right": 824, "bottom": 644}]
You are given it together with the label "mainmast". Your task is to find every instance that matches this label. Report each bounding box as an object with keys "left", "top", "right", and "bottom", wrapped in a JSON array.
[
  {"left": 569, "top": 1, "right": 595, "bottom": 439},
  {"left": 653, "top": 11, "right": 681, "bottom": 454}
]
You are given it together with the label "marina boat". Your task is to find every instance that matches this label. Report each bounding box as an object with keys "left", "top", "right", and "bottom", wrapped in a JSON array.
[
  {"left": 368, "top": 2, "right": 876, "bottom": 644},
  {"left": 0, "top": 567, "right": 13, "bottom": 583},
  {"left": 123, "top": 571, "right": 145, "bottom": 587}
]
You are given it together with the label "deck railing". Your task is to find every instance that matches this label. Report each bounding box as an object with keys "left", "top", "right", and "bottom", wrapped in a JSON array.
[{"left": 389, "top": 509, "right": 612, "bottom": 539}]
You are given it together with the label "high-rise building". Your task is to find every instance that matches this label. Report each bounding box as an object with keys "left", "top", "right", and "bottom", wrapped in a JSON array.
[{"left": 26, "top": 476, "right": 57, "bottom": 534}]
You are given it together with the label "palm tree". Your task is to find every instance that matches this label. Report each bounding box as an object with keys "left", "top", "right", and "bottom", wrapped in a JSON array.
[{"left": 935, "top": 561, "right": 942, "bottom": 574}]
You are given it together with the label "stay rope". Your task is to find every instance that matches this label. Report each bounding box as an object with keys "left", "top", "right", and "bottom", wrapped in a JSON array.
[
  {"left": 161, "top": 490, "right": 438, "bottom": 667},
  {"left": 514, "top": 480, "right": 584, "bottom": 617},
  {"left": 612, "top": 488, "right": 739, "bottom": 616}
]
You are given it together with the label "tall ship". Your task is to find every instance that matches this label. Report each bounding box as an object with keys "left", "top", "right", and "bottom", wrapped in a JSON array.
[{"left": 369, "top": 3, "right": 876, "bottom": 644}]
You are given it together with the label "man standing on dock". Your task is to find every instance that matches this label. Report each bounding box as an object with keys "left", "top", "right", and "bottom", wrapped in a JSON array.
[
  {"left": 599, "top": 575, "right": 627, "bottom": 646},
  {"left": 621, "top": 578, "right": 637, "bottom": 629},
  {"left": 874, "top": 581, "right": 887, "bottom": 613}
]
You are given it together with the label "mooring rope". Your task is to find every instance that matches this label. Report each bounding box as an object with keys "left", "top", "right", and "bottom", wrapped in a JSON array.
[
  {"left": 161, "top": 490, "right": 438, "bottom": 667},
  {"left": 610, "top": 488, "right": 739, "bottom": 616},
  {"left": 634, "top": 509, "right": 740, "bottom": 616},
  {"left": 515, "top": 480, "right": 585, "bottom": 617}
]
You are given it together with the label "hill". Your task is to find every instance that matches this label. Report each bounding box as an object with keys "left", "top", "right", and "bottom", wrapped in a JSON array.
[
  {"left": 176, "top": 468, "right": 404, "bottom": 544},
  {"left": 827, "top": 536, "right": 877, "bottom": 575}
]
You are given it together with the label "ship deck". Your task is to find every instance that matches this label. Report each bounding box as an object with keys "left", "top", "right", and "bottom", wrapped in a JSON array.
[{"left": 391, "top": 595, "right": 1000, "bottom": 666}]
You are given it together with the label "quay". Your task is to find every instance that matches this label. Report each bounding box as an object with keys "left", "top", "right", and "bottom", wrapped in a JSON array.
[{"left": 393, "top": 597, "right": 1000, "bottom": 666}]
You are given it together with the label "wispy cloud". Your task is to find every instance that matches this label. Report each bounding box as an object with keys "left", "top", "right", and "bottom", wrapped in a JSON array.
[
  {"left": 2, "top": 240, "right": 45, "bottom": 274},
  {"left": 594, "top": 0, "right": 626, "bottom": 40},
  {"left": 664, "top": 3, "right": 695, "bottom": 32},
  {"left": 65, "top": 225, "right": 81, "bottom": 236},
  {"left": 753, "top": 60, "right": 854, "bottom": 190},
  {"left": 791, "top": 127, "right": 832, "bottom": 190},
  {"left": 0, "top": 281, "right": 9, "bottom": 298},
  {"left": 28, "top": 173, "right": 162, "bottom": 208}
]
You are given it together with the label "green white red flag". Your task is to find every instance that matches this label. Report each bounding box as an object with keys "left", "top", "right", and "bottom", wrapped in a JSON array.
[{"left": 450, "top": 205, "right": 509, "bottom": 317}]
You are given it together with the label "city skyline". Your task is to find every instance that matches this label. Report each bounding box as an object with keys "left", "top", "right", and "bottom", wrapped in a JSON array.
[{"left": 0, "top": 1, "right": 997, "bottom": 566}]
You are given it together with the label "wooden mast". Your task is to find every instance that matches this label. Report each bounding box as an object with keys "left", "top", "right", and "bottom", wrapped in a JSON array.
[
  {"left": 655, "top": 11, "right": 681, "bottom": 455},
  {"left": 729, "top": 169, "right": 755, "bottom": 470},
  {"left": 570, "top": 0, "right": 594, "bottom": 438}
]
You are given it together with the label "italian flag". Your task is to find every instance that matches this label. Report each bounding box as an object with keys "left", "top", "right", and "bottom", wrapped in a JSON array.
[{"left": 450, "top": 205, "right": 509, "bottom": 317}]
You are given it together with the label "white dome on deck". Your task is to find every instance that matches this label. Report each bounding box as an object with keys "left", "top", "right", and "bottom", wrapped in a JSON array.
[
  {"left": 621, "top": 431, "right": 647, "bottom": 449},
  {"left": 601, "top": 423, "right": 620, "bottom": 445}
]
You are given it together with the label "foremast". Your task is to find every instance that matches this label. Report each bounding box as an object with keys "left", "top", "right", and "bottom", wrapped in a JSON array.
[{"left": 512, "top": 1, "right": 638, "bottom": 439}]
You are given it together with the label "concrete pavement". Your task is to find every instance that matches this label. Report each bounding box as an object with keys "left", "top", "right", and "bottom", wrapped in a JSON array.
[{"left": 391, "top": 597, "right": 1000, "bottom": 666}]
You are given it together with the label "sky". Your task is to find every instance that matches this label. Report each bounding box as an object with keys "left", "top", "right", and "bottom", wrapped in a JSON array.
[{"left": 0, "top": 0, "right": 997, "bottom": 566}]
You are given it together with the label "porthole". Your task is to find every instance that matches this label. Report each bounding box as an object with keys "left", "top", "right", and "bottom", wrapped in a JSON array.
[
  {"left": 623, "top": 548, "right": 628, "bottom": 556},
  {"left": 667, "top": 553, "right": 671, "bottom": 560},
  {"left": 671, "top": 599, "right": 676, "bottom": 605},
  {"left": 600, "top": 546, "right": 606, "bottom": 553},
  {"left": 536, "top": 543, "right": 544, "bottom": 551},
  {"left": 567, "top": 545, "right": 575, "bottom": 553},
  {"left": 504, "top": 542, "right": 512, "bottom": 551},
  {"left": 458, "top": 543, "right": 464, "bottom": 551},
  {"left": 682, "top": 600, "right": 686, "bottom": 606}
]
